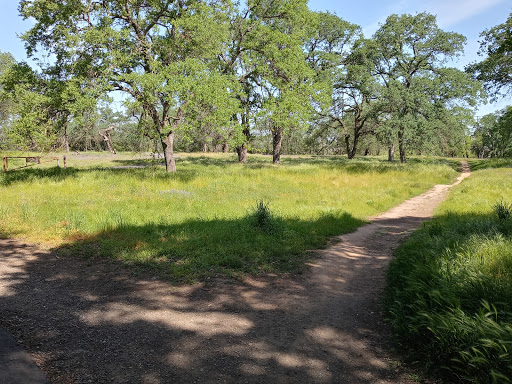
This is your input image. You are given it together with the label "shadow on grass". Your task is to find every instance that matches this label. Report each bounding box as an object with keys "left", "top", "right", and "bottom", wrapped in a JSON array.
[
  {"left": 0, "top": 209, "right": 405, "bottom": 384},
  {"left": 0, "top": 167, "right": 80, "bottom": 186},
  {"left": 405, "top": 157, "right": 463, "bottom": 170},
  {"left": 0, "top": 164, "right": 198, "bottom": 186},
  {"left": 90, "top": 166, "right": 200, "bottom": 183},
  {"left": 111, "top": 154, "right": 463, "bottom": 174},
  {"left": 111, "top": 155, "right": 241, "bottom": 168},
  {"left": 282, "top": 155, "right": 462, "bottom": 174},
  {"left": 389, "top": 211, "right": 512, "bottom": 312},
  {"left": 466, "top": 158, "right": 512, "bottom": 171},
  {"left": 56, "top": 212, "right": 365, "bottom": 283},
  {"left": 0, "top": 154, "right": 462, "bottom": 188}
]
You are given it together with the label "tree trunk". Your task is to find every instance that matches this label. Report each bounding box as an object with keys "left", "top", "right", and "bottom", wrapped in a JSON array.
[
  {"left": 105, "top": 139, "right": 116, "bottom": 154},
  {"left": 398, "top": 129, "right": 406, "bottom": 163},
  {"left": 99, "top": 125, "right": 116, "bottom": 154},
  {"left": 235, "top": 113, "right": 250, "bottom": 163},
  {"left": 153, "top": 140, "right": 160, "bottom": 159},
  {"left": 161, "top": 132, "right": 176, "bottom": 172},
  {"left": 344, "top": 113, "right": 365, "bottom": 160},
  {"left": 388, "top": 143, "right": 395, "bottom": 162},
  {"left": 64, "top": 135, "right": 70, "bottom": 153},
  {"left": 273, "top": 126, "right": 283, "bottom": 164},
  {"left": 236, "top": 145, "right": 247, "bottom": 163},
  {"left": 153, "top": 102, "right": 185, "bottom": 172},
  {"left": 63, "top": 125, "right": 70, "bottom": 153},
  {"left": 345, "top": 135, "right": 351, "bottom": 158},
  {"left": 222, "top": 142, "right": 229, "bottom": 153},
  {"left": 202, "top": 142, "right": 207, "bottom": 152},
  {"left": 345, "top": 134, "right": 358, "bottom": 159}
]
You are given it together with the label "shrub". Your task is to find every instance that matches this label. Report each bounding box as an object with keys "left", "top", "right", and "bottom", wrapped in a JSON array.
[
  {"left": 248, "top": 200, "right": 279, "bottom": 234},
  {"left": 494, "top": 200, "right": 512, "bottom": 221}
]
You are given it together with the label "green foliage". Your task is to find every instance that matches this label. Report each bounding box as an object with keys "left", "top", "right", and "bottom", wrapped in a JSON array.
[
  {"left": 372, "top": 13, "right": 483, "bottom": 162},
  {"left": 0, "top": 50, "right": 16, "bottom": 130},
  {"left": 386, "top": 166, "right": 512, "bottom": 382},
  {"left": 5, "top": 86, "right": 56, "bottom": 150},
  {"left": 4, "top": 3, "right": 490, "bottom": 160},
  {"left": 20, "top": 0, "right": 241, "bottom": 171},
  {"left": 472, "top": 107, "right": 512, "bottom": 158},
  {"left": 467, "top": 13, "right": 512, "bottom": 99},
  {"left": 233, "top": 0, "right": 323, "bottom": 162},
  {"left": 0, "top": 57, "right": 101, "bottom": 151},
  {"left": 306, "top": 13, "right": 377, "bottom": 159}
]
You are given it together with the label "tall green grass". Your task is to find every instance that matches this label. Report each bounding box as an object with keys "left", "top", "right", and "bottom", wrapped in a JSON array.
[
  {"left": 386, "top": 163, "right": 512, "bottom": 383},
  {"left": 1, "top": 153, "right": 457, "bottom": 281}
]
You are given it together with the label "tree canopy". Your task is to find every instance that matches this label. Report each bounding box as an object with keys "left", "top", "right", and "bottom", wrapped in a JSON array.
[
  {"left": 20, "top": 0, "right": 240, "bottom": 171},
  {"left": 1, "top": 2, "right": 503, "bottom": 161},
  {"left": 467, "top": 13, "right": 512, "bottom": 99},
  {"left": 370, "top": 13, "right": 482, "bottom": 162},
  {"left": 0, "top": 51, "right": 16, "bottom": 126},
  {"left": 472, "top": 107, "right": 512, "bottom": 158}
]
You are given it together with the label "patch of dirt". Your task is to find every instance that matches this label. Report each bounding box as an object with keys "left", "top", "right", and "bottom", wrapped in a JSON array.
[{"left": 0, "top": 163, "right": 470, "bottom": 383}]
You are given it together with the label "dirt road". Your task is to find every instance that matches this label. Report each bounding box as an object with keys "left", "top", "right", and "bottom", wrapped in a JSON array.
[{"left": 0, "top": 163, "right": 470, "bottom": 383}]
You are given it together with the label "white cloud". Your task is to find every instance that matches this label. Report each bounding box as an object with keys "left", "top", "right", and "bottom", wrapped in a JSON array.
[
  {"left": 426, "top": 0, "right": 507, "bottom": 28},
  {"left": 362, "top": 0, "right": 413, "bottom": 36},
  {"left": 363, "top": 0, "right": 507, "bottom": 35}
]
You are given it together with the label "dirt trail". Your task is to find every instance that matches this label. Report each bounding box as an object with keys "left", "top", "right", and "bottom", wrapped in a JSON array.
[{"left": 0, "top": 163, "right": 470, "bottom": 384}]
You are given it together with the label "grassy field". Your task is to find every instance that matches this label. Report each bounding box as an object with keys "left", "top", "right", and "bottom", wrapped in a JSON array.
[
  {"left": 1, "top": 152, "right": 459, "bottom": 281},
  {"left": 386, "top": 158, "right": 512, "bottom": 383}
]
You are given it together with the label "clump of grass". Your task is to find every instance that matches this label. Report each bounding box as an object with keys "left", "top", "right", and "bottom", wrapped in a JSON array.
[
  {"left": 386, "top": 166, "right": 512, "bottom": 383},
  {"left": 248, "top": 200, "right": 279, "bottom": 234},
  {"left": 494, "top": 200, "right": 512, "bottom": 221}
]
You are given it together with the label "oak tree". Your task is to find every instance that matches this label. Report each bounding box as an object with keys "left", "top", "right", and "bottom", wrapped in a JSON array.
[
  {"left": 371, "top": 13, "right": 482, "bottom": 162},
  {"left": 20, "top": 0, "right": 239, "bottom": 172}
]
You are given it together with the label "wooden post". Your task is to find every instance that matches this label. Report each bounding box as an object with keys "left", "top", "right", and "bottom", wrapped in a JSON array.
[
  {"left": 2, "top": 156, "right": 7, "bottom": 172},
  {"left": 63, "top": 155, "right": 66, "bottom": 169}
]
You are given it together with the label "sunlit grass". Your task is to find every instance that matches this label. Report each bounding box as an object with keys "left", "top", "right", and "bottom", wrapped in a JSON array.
[
  {"left": 386, "top": 163, "right": 512, "bottom": 383},
  {"left": 1, "top": 152, "right": 458, "bottom": 280}
]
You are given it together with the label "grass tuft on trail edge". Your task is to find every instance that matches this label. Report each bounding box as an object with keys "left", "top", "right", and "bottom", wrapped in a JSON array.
[
  {"left": 0, "top": 152, "right": 458, "bottom": 282},
  {"left": 386, "top": 162, "right": 512, "bottom": 383}
]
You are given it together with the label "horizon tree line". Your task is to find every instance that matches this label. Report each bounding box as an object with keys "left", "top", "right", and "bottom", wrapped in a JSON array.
[{"left": 0, "top": 1, "right": 510, "bottom": 170}]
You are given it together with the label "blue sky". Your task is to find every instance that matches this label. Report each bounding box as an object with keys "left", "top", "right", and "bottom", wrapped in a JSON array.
[{"left": 1, "top": 0, "right": 511, "bottom": 115}]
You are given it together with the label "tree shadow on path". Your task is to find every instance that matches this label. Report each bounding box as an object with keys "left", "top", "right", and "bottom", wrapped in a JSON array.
[{"left": 0, "top": 223, "right": 414, "bottom": 384}]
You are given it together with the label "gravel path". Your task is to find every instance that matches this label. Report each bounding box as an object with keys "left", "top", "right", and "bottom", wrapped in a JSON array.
[{"left": 0, "top": 163, "right": 470, "bottom": 383}]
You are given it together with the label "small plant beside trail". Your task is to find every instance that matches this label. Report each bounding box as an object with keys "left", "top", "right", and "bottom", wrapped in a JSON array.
[
  {"left": 494, "top": 200, "right": 512, "bottom": 221},
  {"left": 386, "top": 166, "right": 512, "bottom": 383},
  {"left": 248, "top": 200, "right": 280, "bottom": 234}
]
